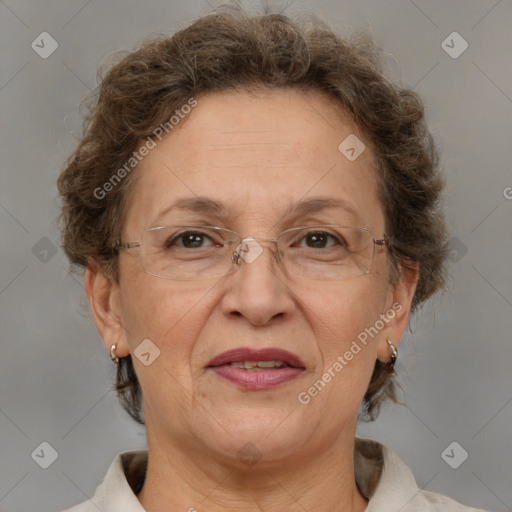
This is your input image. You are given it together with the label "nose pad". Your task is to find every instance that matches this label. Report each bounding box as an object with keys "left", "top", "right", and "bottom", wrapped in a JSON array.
[
  {"left": 232, "top": 238, "right": 285, "bottom": 267},
  {"left": 232, "top": 238, "right": 264, "bottom": 265}
]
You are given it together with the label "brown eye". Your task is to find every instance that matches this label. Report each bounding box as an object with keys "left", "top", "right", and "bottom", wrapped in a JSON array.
[
  {"left": 298, "top": 231, "right": 342, "bottom": 249},
  {"left": 165, "top": 230, "right": 223, "bottom": 249},
  {"left": 167, "top": 231, "right": 217, "bottom": 249}
]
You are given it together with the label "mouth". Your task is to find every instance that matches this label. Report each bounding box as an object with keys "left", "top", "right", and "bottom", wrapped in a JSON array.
[{"left": 206, "top": 348, "right": 306, "bottom": 390}]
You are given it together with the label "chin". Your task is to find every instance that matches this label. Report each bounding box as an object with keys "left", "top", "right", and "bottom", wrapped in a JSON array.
[{"left": 192, "top": 409, "right": 323, "bottom": 468}]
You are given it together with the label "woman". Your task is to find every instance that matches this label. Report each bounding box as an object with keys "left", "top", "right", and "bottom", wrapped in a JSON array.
[{"left": 57, "top": 6, "right": 490, "bottom": 512}]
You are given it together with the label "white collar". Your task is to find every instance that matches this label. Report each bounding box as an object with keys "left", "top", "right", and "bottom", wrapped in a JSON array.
[{"left": 65, "top": 438, "right": 488, "bottom": 511}]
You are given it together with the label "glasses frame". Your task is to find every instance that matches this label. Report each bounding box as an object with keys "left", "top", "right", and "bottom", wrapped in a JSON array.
[{"left": 114, "top": 224, "right": 390, "bottom": 281}]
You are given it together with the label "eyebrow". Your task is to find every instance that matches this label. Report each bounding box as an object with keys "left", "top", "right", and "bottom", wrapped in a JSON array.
[{"left": 152, "top": 196, "right": 361, "bottom": 225}]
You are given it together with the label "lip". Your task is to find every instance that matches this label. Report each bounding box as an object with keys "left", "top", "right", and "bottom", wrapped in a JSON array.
[
  {"left": 207, "top": 347, "right": 306, "bottom": 369},
  {"left": 207, "top": 347, "right": 306, "bottom": 390}
]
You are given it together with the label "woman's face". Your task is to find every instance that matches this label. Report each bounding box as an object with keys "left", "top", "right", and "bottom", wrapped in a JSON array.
[{"left": 91, "top": 89, "right": 416, "bottom": 466}]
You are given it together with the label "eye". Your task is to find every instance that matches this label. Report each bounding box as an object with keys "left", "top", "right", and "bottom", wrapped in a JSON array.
[
  {"left": 296, "top": 231, "right": 344, "bottom": 249},
  {"left": 166, "top": 230, "right": 223, "bottom": 249}
]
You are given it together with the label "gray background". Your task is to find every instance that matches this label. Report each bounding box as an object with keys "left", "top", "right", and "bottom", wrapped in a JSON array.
[{"left": 1, "top": 0, "right": 511, "bottom": 511}]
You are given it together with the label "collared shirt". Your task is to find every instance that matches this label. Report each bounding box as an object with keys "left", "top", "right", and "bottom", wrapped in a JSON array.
[{"left": 62, "top": 438, "right": 491, "bottom": 511}]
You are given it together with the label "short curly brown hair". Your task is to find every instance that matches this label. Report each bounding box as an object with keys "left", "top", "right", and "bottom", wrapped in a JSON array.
[{"left": 57, "top": 6, "right": 449, "bottom": 425}]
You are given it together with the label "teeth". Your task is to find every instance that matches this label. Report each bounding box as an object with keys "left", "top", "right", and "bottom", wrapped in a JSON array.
[
  {"left": 257, "top": 360, "right": 285, "bottom": 368},
  {"left": 229, "top": 360, "right": 287, "bottom": 369}
]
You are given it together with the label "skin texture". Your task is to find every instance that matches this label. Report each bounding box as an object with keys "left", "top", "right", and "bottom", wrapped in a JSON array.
[{"left": 85, "top": 89, "right": 418, "bottom": 512}]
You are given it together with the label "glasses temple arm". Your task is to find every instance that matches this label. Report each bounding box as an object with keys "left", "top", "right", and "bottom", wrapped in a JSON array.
[{"left": 113, "top": 240, "right": 141, "bottom": 250}]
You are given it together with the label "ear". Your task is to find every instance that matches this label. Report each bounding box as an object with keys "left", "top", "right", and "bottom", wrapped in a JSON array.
[
  {"left": 84, "top": 258, "right": 130, "bottom": 357},
  {"left": 376, "top": 261, "right": 419, "bottom": 362}
]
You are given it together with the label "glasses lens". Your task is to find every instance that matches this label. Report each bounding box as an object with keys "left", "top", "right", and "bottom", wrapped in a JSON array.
[
  {"left": 279, "top": 226, "right": 375, "bottom": 280},
  {"left": 137, "top": 225, "right": 377, "bottom": 280},
  {"left": 141, "top": 226, "right": 238, "bottom": 280}
]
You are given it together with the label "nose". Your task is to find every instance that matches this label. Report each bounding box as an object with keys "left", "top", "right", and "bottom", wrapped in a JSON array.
[{"left": 221, "top": 238, "right": 295, "bottom": 326}]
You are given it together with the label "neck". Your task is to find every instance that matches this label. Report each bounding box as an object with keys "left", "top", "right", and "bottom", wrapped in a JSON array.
[{"left": 137, "top": 423, "right": 368, "bottom": 512}]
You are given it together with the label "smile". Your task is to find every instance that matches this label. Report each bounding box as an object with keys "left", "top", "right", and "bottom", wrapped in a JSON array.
[
  {"left": 229, "top": 360, "right": 288, "bottom": 369},
  {"left": 207, "top": 348, "right": 306, "bottom": 390}
]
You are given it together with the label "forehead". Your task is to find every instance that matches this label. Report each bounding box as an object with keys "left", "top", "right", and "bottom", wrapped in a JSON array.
[{"left": 123, "top": 89, "right": 384, "bottom": 235}]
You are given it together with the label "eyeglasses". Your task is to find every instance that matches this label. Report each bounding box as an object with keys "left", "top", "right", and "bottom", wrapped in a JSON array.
[{"left": 114, "top": 225, "right": 389, "bottom": 281}]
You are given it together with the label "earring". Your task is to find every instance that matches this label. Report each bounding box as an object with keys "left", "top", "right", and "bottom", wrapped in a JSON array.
[
  {"left": 386, "top": 338, "right": 397, "bottom": 370},
  {"left": 110, "top": 343, "right": 119, "bottom": 364}
]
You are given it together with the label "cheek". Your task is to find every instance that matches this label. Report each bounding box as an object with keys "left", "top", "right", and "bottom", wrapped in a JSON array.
[
  {"left": 118, "top": 276, "right": 221, "bottom": 426},
  {"left": 119, "top": 273, "right": 213, "bottom": 371},
  {"left": 301, "top": 274, "right": 388, "bottom": 355},
  {"left": 294, "top": 276, "right": 388, "bottom": 413},
  {"left": 319, "top": 286, "right": 382, "bottom": 385}
]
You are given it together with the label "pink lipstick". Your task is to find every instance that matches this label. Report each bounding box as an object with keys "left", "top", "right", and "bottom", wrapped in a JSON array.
[{"left": 207, "top": 347, "right": 305, "bottom": 390}]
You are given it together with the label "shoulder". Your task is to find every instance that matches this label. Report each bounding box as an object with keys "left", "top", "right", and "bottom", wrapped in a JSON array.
[
  {"left": 61, "top": 502, "right": 99, "bottom": 512},
  {"left": 59, "top": 450, "right": 148, "bottom": 512},
  {"left": 355, "top": 438, "right": 493, "bottom": 512}
]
